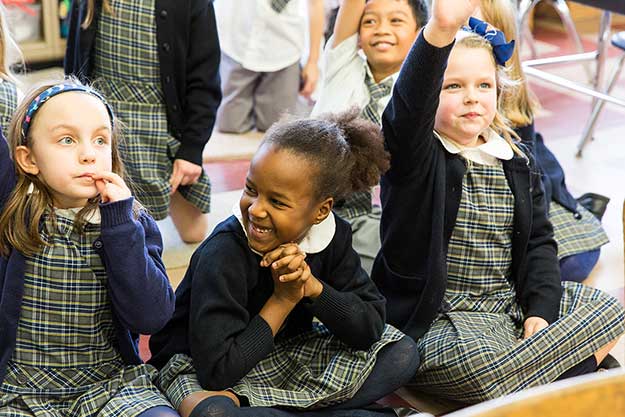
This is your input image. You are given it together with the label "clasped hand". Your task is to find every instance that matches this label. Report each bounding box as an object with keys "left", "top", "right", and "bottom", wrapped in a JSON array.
[{"left": 260, "top": 243, "right": 323, "bottom": 304}]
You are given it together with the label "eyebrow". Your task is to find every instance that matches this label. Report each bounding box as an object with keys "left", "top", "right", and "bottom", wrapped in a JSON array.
[{"left": 49, "top": 124, "right": 110, "bottom": 133}]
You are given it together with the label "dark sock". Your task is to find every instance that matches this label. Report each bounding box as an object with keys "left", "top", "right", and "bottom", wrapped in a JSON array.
[{"left": 555, "top": 356, "right": 598, "bottom": 380}]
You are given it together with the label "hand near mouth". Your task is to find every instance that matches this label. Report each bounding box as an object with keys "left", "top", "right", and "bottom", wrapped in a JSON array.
[{"left": 92, "top": 171, "right": 132, "bottom": 203}]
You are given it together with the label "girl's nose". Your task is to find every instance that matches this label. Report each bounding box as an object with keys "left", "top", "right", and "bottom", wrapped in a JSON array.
[
  {"left": 248, "top": 198, "right": 267, "bottom": 218},
  {"left": 80, "top": 145, "right": 97, "bottom": 164}
]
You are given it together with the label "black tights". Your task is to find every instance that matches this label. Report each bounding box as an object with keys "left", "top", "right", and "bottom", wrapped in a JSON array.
[
  {"left": 137, "top": 406, "right": 180, "bottom": 417},
  {"left": 190, "top": 336, "right": 419, "bottom": 417}
]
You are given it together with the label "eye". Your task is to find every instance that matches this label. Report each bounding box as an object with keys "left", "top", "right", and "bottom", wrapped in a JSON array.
[
  {"left": 271, "top": 198, "right": 287, "bottom": 208},
  {"left": 362, "top": 17, "right": 376, "bottom": 26},
  {"left": 391, "top": 17, "right": 405, "bottom": 24},
  {"left": 444, "top": 83, "right": 461, "bottom": 90},
  {"left": 58, "top": 136, "right": 74, "bottom": 145},
  {"left": 244, "top": 183, "right": 257, "bottom": 196},
  {"left": 479, "top": 82, "right": 492, "bottom": 88},
  {"left": 94, "top": 137, "right": 108, "bottom": 146}
]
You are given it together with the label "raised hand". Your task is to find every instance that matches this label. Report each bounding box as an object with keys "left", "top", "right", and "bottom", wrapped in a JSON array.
[
  {"left": 93, "top": 171, "right": 132, "bottom": 203},
  {"left": 425, "top": 0, "right": 481, "bottom": 47}
]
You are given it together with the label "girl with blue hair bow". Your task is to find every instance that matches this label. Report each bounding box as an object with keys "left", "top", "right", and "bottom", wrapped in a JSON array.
[
  {"left": 0, "top": 80, "right": 178, "bottom": 417},
  {"left": 371, "top": 0, "right": 624, "bottom": 403}
]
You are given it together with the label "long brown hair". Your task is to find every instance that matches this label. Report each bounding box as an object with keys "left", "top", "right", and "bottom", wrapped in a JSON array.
[
  {"left": 0, "top": 78, "right": 136, "bottom": 257},
  {"left": 478, "top": 0, "right": 540, "bottom": 127},
  {"left": 453, "top": 33, "right": 525, "bottom": 157},
  {"left": 81, "top": 0, "right": 113, "bottom": 29}
]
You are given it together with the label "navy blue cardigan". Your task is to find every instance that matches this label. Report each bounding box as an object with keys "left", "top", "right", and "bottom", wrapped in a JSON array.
[
  {"left": 0, "top": 134, "right": 175, "bottom": 385},
  {"left": 514, "top": 123, "right": 579, "bottom": 213},
  {"left": 149, "top": 215, "right": 386, "bottom": 390},
  {"left": 65, "top": 0, "right": 222, "bottom": 166},
  {"left": 371, "top": 32, "right": 563, "bottom": 342}
]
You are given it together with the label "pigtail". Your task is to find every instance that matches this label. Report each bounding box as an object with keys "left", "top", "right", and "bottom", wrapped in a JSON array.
[{"left": 326, "top": 108, "right": 390, "bottom": 195}]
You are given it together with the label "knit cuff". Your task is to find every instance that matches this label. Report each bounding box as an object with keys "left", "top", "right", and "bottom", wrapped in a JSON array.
[
  {"left": 238, "top": 315, "right": 275, "bottom": 367},
  {"left": 99, "top": 197, "right": 134, "bottom": 228},
  {"left": 307, "top": 285, "right": 352, "bottom": 321}
]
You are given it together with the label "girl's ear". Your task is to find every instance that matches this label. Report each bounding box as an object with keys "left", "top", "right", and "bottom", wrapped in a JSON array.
[
  {"left": 314, "top": 197, "right": 334, "bottom": 224},
  {"left": 14, "top": 146, "right": 40, "bottom": 175}
]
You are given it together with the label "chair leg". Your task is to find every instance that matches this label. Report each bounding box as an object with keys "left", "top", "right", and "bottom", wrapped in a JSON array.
[
  {"left": 576, "top": 53, "right": 625, "bottom": 157},
  {"left": 551, "top": 0, "right": 594, "bottom": 81}
]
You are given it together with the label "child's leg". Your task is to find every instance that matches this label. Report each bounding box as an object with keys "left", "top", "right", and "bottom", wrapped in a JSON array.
[
  {"left": 559, "top": 249, "right": 601, "bottom": 283},
  {"left": 170, "top": 191, "right": 210, "bottom": 243},
  {"left": 136, "top": 406, "right": 181, "bottom": 417},
  {"left": 253, "top": 62, "right": 300, "bottom": 132},
  {"left": 329, "top": 336, "right": 419, "bottom": 410},
  {"left": 189, "top": 396, "right": 395, "bottom": 417},
  {"left": 216, "top": 53, "right": 259, "bottom": 133}
]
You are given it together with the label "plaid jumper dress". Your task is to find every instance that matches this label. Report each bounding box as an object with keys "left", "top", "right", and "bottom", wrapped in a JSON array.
[
  {"left": 0, "top": 79, "right": 18, "bottom": 135},
  {"left": 92, "top": 0, "right": 211, "bottom": 220},
  {"left": 0, "top": 211, "right": 171, "bottom": 416},
  {"left": 411, "top": 159, "right": 624, "bottom": 403},
  {"left": 549, "top": 201, "right": 608, "bottom": 259},
  {"left": 158, "top": 325, "right": 403, "bottom": 409}
]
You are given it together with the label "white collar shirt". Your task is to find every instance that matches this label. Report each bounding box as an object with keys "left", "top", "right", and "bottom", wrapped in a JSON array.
[
  {"left": 214, "top": 0, "right": 307, "bottom": 72},
  {"left": 311, "top": 33, "right": 398, "bottom": 118}
]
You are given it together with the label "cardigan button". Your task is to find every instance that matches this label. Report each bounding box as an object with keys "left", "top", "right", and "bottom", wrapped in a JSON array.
[
  {"left": 162, "top": 42, "right": 171, "bottom": 52},
  {"left": 574, "top": 212, "right": 582, "bottom": 220},
  {"left": 165, "top": 75, "right": 171, "bottom": 83},
  {"left": 93, "top": 240, "right": 103, "bottom": 249},
  {"left": 172, "top": 104, "right": 179, "bottom": 111},
  {"left": 160, "top": 10, "right": 168, "bottom": 19}
]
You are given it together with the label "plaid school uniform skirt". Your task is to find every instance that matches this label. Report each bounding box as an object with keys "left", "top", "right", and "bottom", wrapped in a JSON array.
[
  {"left": 92, "top": 0, "right": 211, "bottom": 220},
  {"left": 158, "top": 323, "right": 404, "bottom": 409},
  {"left": 0, "top": 79, "right": 17, "bottom": 134},
  {"left": 549, "top": 201, "right": 609, "bottom": 259},
  {"left": 411, "top": 161, "right": 624, "bottom": 403},
  {"left": 0, "top": 211, "right": 172, "bottom": 416}
]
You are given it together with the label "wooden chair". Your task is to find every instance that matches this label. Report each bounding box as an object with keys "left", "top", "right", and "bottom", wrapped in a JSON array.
[{"left": 440, "top": 369, "right": 625, "bottom": 417}]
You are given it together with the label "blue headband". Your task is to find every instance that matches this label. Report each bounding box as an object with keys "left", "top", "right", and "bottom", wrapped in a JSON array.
[
  {"left": 463, "top": 17, "right": 515, "bottom": 66},
  {"left": 21, "top": 83, "right": 115, "bottom": 144}
]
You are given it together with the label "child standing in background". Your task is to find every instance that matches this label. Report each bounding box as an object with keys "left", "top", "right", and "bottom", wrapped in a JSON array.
[
  {"left": 149, "top": 109, "right": 419, "bottom": 417},
  {"left": 0, "top": 2, "right": 22, "bottom": 133},
  {"left": 373, "top": 0, "right": 624, "bottom": 403},
  {"left": 65, "top": 0, "right": 222, "bottom": 243},
  {"left": 476, "top": 0, "right": 610, "bottom": 283},
  {"left": 311, "top": 0, "right": 428, "bottom": 273},
  {"left": 0, "top": 80, "right": 176, "bottom": 416},
  {"left": 214, "top": 0, "right": 324, "bottom": 133}
]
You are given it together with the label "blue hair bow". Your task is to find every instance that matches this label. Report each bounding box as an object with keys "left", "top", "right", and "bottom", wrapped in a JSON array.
[{"left": 464, "top": 16, "right": 515, "bottom": 66}]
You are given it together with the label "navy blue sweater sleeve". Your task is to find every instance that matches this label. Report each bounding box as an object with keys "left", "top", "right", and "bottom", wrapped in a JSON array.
[
  {"left": 188, "top": 233, "right": 275, "bottom": 391},
  {"left": 97, "top": 198, "right": 175, "bottom": 334},
  {"left": 518, "top": 151, "right": 562, "bottom": 323},
  {"left": 306, "top": 219, "right": 386, "bottom": 351},
  {"left": 0, "top": 131, "right": 15, "bottom": 211},
  {"left": 382, "top": 31, "right": 454, "bottom": 183},
  {"left": 174, "top": 1, "right": 222, "bottom": 164}
]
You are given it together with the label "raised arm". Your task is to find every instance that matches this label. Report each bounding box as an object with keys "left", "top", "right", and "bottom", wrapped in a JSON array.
[
  {"left": 332, "top": 0, "right": 366, "bottom": 47},
  {"left": 382, "top": 0, "right": 480, "bottom": 181}
]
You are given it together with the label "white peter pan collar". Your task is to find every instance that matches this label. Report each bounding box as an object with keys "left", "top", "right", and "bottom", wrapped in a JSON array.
[
  {"left": 55, "top": 207, "right": 101, "bottom": 224},
  {"left": 233, "top": 203, "right": 336, "bottom": 255},
  {"left": 434, "top": 129, "right": 514, "bottom": 165}
]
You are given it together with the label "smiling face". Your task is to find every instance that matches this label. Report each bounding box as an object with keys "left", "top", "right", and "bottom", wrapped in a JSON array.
[
  {"left": 435, "top": 45, "right": 498, "bottom": 147},
  {"left": 239, "top": 144, "right": 332, "bottom": 254},
  {"left": 359, "top": 0, "right": 419, "bottom": 81},
  {"left": 17, "top": 92, "right": 114, "bottom": 208}
]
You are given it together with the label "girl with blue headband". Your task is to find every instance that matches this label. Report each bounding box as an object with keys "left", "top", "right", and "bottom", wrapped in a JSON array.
[
  {"left": 371, "top": 0, "right": 624, "bottom": 403},
  {"left": 0, "top": 80, "right": 179, "bottom": 417}
]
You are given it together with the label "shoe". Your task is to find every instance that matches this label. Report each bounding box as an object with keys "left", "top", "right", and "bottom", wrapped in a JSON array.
[
  {"left": 576, "top": 192, "right": 610, "bottom": 221},
  {"left": 597, "top": 353, "right": 621, "bottom": 370}
]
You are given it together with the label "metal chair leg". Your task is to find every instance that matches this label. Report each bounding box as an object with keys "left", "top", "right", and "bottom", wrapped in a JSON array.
[{"left": 576, "top": 51, "right": 625, "bottom": 157}]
